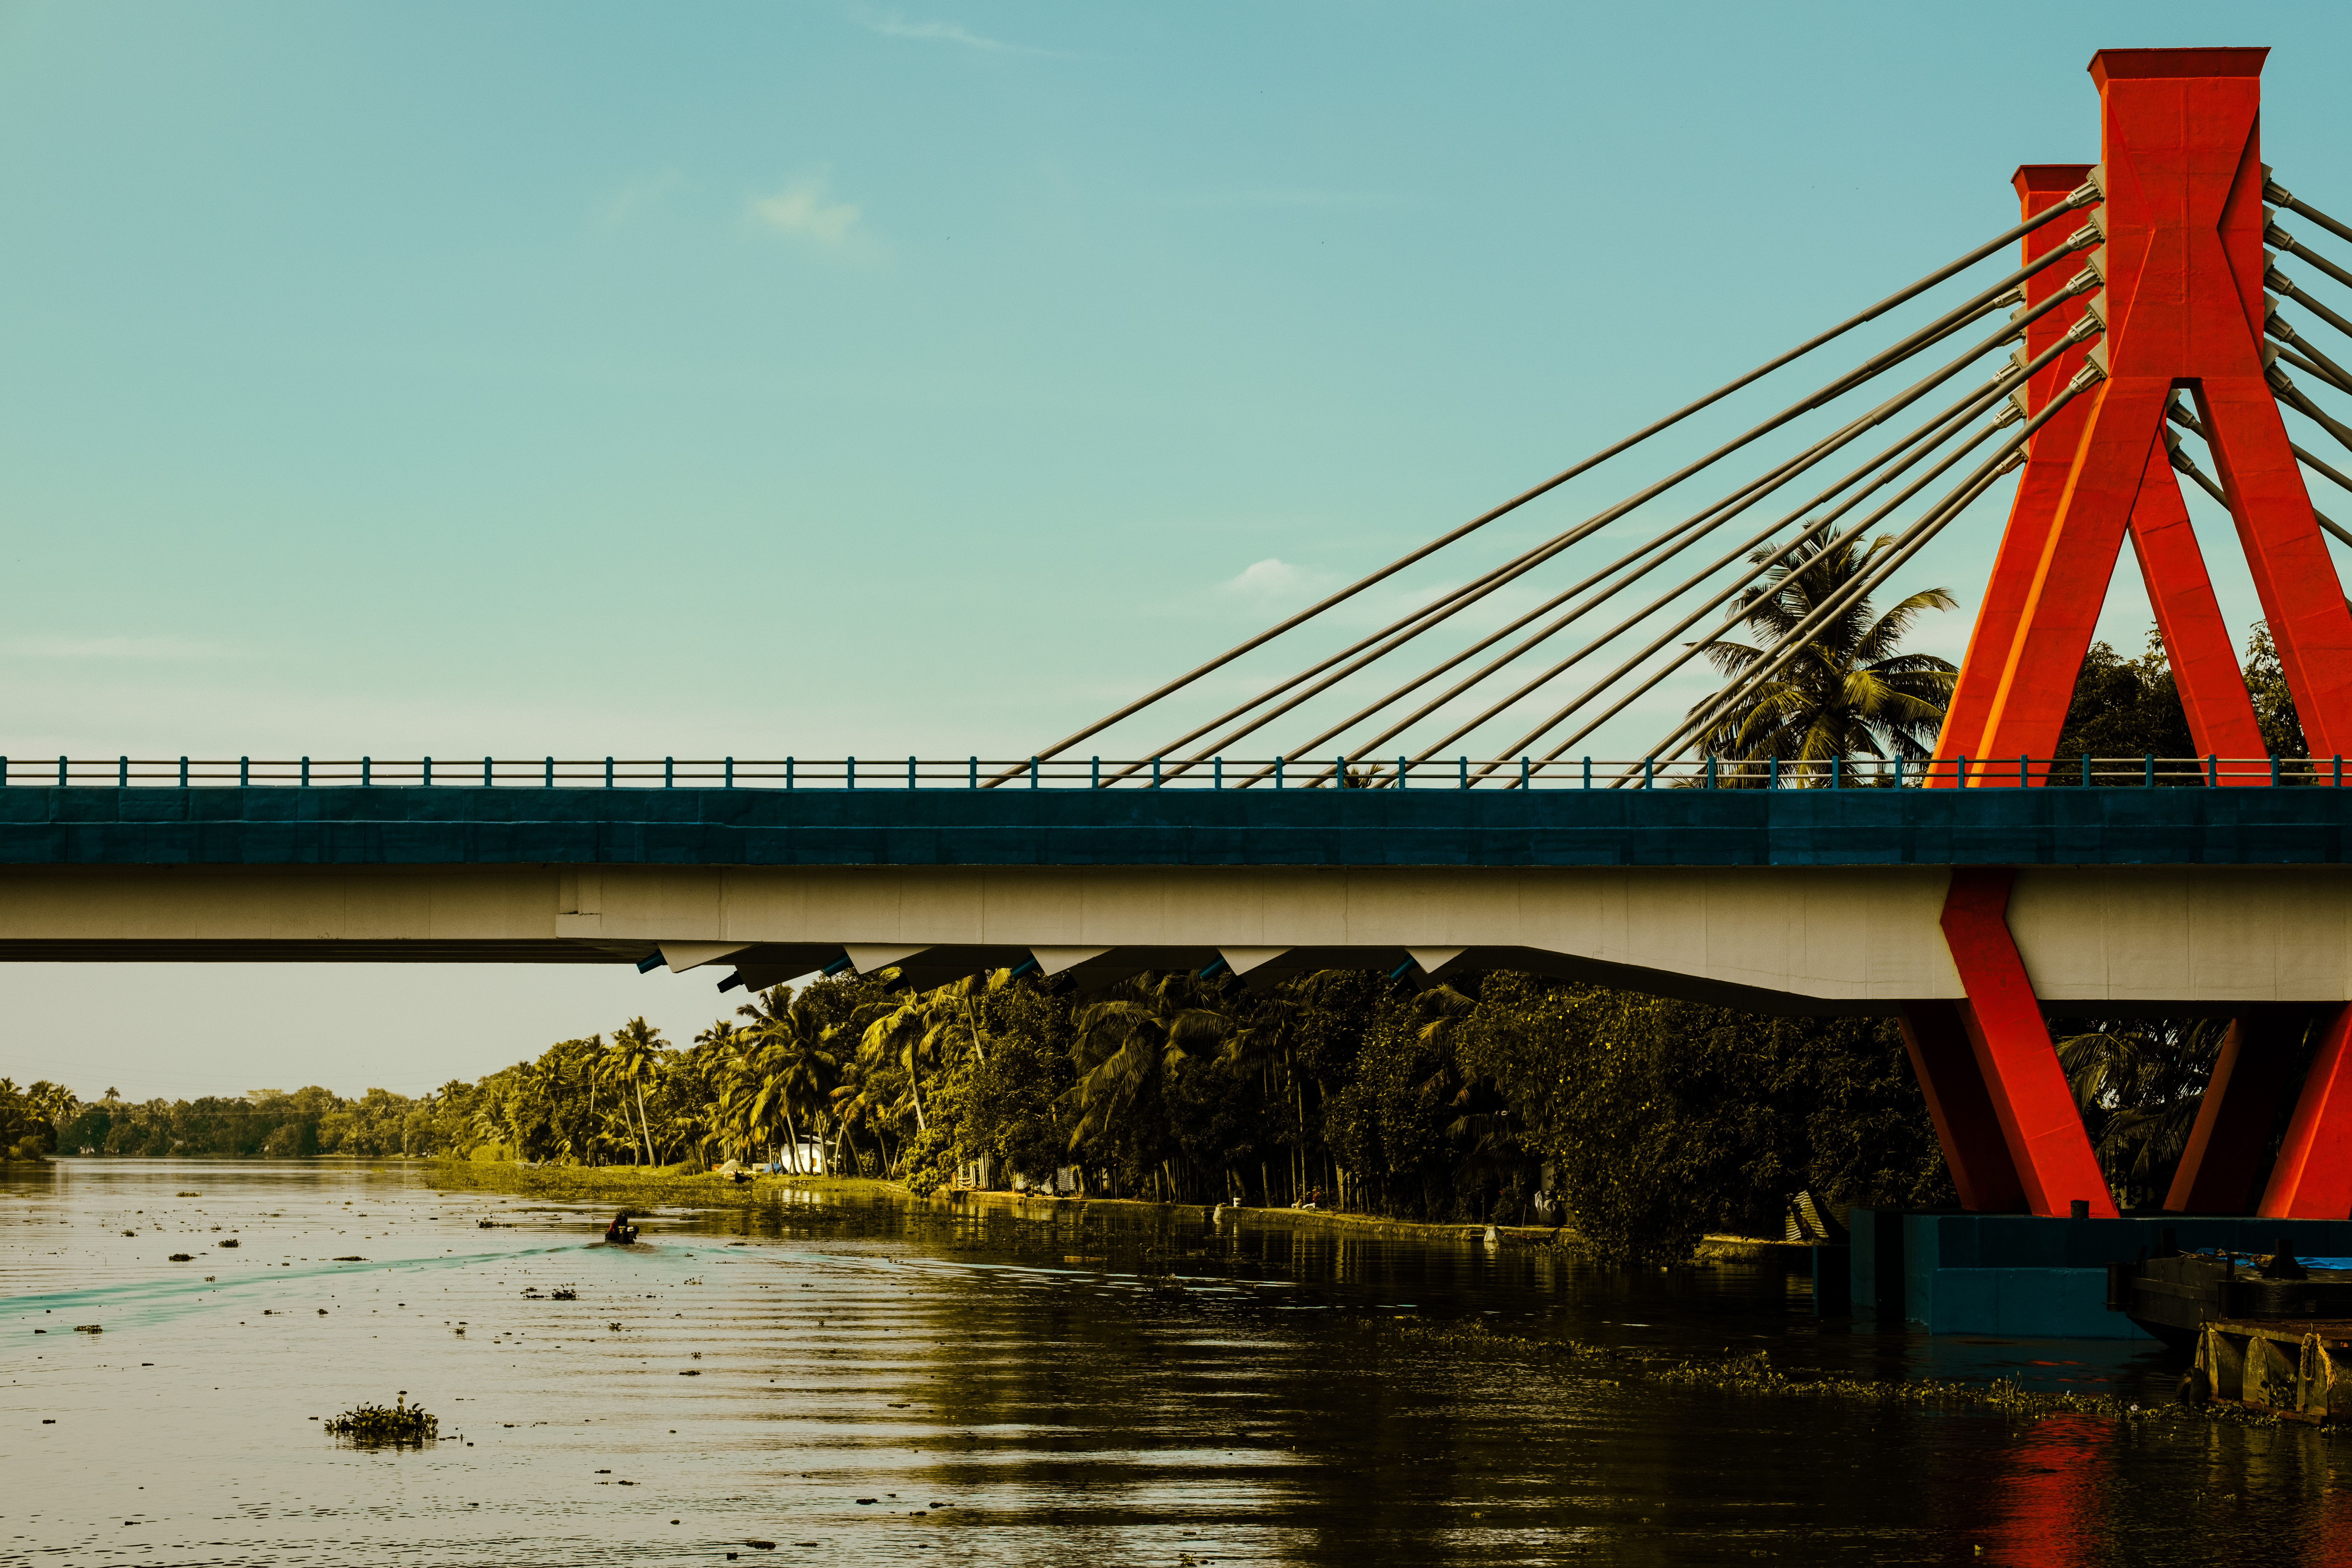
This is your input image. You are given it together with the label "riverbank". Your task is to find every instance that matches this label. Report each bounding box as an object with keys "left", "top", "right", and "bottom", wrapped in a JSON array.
[
  {"left": 412, "top": 1160, "right": 1815, "bottom": 1263},
  {"left": 423, "top": 1159, "right": 893, "bottom": 1207},
  {"left": 892, "top": 1182, "right": 1814, "bottom": 1264}
]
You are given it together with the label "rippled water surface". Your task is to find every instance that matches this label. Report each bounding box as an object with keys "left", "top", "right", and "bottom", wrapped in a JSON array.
[{"left": 8, "top": 1162, "right": 2351, "bottom": 1565}]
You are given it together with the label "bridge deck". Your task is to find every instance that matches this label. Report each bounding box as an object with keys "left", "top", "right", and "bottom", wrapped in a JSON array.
[{"left": 3, "top": 784, "right": 2351, "bottom": 867}]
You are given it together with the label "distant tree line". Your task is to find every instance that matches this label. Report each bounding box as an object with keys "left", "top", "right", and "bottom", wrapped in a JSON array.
[{"left": 26, "top": 1083, "right": 442, "bottom": 1160}]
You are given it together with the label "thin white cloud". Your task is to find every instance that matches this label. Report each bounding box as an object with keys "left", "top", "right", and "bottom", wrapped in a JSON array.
[
  {"left": 596, "top": 170, "right": 683, "bottom": 231},
  {"left": 748, "top": 176, "right": 883, "bottom": 257},
  {"left": 1226, "top": 558, "right": 1306, "bottom": 597},
  {"left": 3, "top": 636, "right": 238, "bottom": 661},
  {"left": 857, "top": 11, "right": 1054, "bottom": 56}
]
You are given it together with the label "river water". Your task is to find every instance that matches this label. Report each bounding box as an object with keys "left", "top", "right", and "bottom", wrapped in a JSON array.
[{"left": 6, "top": 1161, "right": 2347, "bottom": 1565}]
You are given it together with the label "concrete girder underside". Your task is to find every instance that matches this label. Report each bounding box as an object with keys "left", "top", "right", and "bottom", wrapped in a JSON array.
[{"left": 2, "top": 862, "right": 2351, "bottom": 1015}]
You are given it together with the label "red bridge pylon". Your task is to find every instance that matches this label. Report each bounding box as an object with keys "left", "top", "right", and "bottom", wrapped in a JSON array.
[
  {"left": 1937, "top": 47, "right": 2352, "bottom": 778},
  {"left": 1910, "top": 49, "right": 2352, "bottom": 1220}
]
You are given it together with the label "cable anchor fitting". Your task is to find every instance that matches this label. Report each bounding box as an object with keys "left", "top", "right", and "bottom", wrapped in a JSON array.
[
  {"left": 2163, "top": 425, "right": 2206, "bottom": 479},
  {"left": 2065, "top": 173, "right": 2104, "bottom": 210}
]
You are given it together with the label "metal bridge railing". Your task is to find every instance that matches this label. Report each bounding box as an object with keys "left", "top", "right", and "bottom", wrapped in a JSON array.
[{"left": 4, "top": 754, "right": 2345, "bottom": 790}]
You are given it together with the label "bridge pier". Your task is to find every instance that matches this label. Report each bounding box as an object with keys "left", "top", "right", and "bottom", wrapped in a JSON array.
[
  {"left": 2260, "top": 1006, "right": 2352, "bottom": 1217},
  {"left": 2164, "top": 1005, "right": 2308, "bottom": 1213},
  {"left": 1922, "top": 868, "right": 2118, "bottom": 1217},
  {"left": 1896, "top": 1001, "right": 2025, "bottom": 1211}
]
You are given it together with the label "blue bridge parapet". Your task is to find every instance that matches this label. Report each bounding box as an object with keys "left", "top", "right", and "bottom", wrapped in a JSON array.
[{"left": 3, "top": 780, "right": 2352, "bottom": 868}]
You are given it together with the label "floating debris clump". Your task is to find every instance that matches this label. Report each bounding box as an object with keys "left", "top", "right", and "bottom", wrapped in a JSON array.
[{"left": 323, "top": 1392, "right": 439, "bottom": 1447}]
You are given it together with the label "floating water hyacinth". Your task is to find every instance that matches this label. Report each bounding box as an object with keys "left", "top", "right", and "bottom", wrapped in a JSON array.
[{"left": 323, "top": 1392, "right": 438, "bottom": 1447}]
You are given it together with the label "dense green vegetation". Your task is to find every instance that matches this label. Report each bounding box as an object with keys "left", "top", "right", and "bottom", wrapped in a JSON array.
[
  {"left": 7, "top": 970, "right": 1951, "bottom": 1262},
  {"left": 2049, "top": 623, "right": 2306, "bottom": 775}
]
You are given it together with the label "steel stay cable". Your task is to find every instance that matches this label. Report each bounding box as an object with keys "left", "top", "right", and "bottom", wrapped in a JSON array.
[
  {"left": 2266, "top": 367, "right": 2352, "bottom": 471},
  {"left": 1626, "top": 463, "right": 2018, "bottom": 786},
  {"left": 1497, "top": 327, "right": 2109, "bottom": 778},
  {"left": 1517, "top": 419, "right": 2013, "bottom": 776},
  {"left": 1015, "top": 194, "right": 2104, "bottom": 787},
  {"left": 1137, "top": 301, "right": 2019, "bottom": 787},
  {"left": 2295, "top": 437, "right": 2352, "bottom": 501},
  {"left": 1390, "top": 416, "right": 2006, "bottom": 787},
  {"left": 1137, "top": 242, "right": 2096, "bottom": 778},
  {"left": 2267, "top": 267, "right": 2352, "bottom": 351},
  {"left": 2267, "top": 176, "right": 2352, "bottom": 250},
  {"left": 2274, "top": 341, "right": 2352, "bottom": 398},
  {"left": 1487, "top": 413, "right": 2015, "bottom": 777},
  {"left": 1634, "top": 409, "right": 2061, "bottom": 781},
  {"left": 1125, "top": 272, "right": 2041, "bottom": 785},
  {"left": 2164, "top": 393, "right": 2352, "bottom": 550},
  {"left": 1167, "top": 269, "right": 2095, "bottom": 785},
  {"left": 2266, "top": 220, "right": 2352, "bottom": 296},
  {"left": 1390, "top": 293, "right": 2105, "bottom": 778},
  {"left": 1277, "top": 279, "right": 2109, "bottom": 784},
  {"left": 2161, "top": 430, "right": 2327, "bottom": 538},
  {"left": 1628, "top": 370, "right": 2101, "bottom": 777},
  {"left": 1238, "top": 298, "right": 2080, "bottom": 787}
]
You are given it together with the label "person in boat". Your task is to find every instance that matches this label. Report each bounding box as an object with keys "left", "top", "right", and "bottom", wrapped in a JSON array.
[{"left": 604, "top": 1211, "right": 639, "bottom": 1244}]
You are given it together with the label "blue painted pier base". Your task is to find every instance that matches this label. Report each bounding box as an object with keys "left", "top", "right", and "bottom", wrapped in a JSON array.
[{"left": 1846, "top": 1211, "right": 2352, "bottom": 1339}]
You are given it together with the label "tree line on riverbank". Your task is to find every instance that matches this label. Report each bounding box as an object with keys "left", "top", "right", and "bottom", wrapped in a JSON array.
[
  {"left": 7, "top": 968, "right": 1958, "bottom": 1260},
  {"left": 7, "top": 962, "right": 2271, "bottom": 1257}
]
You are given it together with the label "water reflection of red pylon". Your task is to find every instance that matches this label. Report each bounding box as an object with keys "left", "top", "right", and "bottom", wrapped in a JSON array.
[{"left": 1982, "top": 1414, "right": 2107, "bottom": 1567}]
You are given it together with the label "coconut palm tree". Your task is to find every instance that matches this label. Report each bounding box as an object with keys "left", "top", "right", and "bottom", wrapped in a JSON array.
[
  {"left": 720, "top": 986, "right": 842, "bottom": 1169},
  {"left": 2056, "top": 1018, "right": 2227, "bottom": 1207},
  {"left": 828, "top": 1051, "right": 909, "bottom": 1176},
  {"left": 857, "top": 977, "right": 978, "bottom": 1137},
  {"left": 1689, "top": 533, "right": 1957, "bottom": 785},
  {"left": 1064, "top": 973, "right": 1234, "bottom": 1155},
  {"left": 599, "top": 1018, "right": 669, "bottom": 1166}
]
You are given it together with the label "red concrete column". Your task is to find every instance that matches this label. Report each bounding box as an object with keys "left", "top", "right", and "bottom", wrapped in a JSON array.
[
  {"left": 2260, "top": 1004, "right": 2352, "bottom": 1218},
  {"left": 1936, "top": 869, "right": 2118, "bottom": 1216},
  {"left": 2164, "top": 1006, "right": 2306, "bottom": 1212},
  {"left": 1976, "top": 384, "right": 2165, "bottom": 770},
  {"left": 2127, "top": 438, "right": 2270, "bottom": 780},
  {"left": 1898, "top": 1001, "right": 2026, "bottom": 1211},
  {"left": 1965, "top": 50, "right": 2352, "bottom": 770},
  {"left": 1933, "top": 164, "right": 2098, "bottom": 785},
  {"left": 2195, "top": 373, "right": 2352, "bottom": 760}
]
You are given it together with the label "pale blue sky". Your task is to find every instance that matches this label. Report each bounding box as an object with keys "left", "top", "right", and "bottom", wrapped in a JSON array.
[{"left": 9, "top": 1, "right": 2352, "bottom": 1098}]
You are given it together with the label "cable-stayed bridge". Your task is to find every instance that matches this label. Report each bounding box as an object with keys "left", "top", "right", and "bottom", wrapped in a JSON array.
[{"left": 16, "top": 48, "right": 2352, "bottom": 1221}]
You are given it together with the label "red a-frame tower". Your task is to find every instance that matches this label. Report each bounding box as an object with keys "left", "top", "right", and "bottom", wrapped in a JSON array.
[{"left": 1907, "top": 49, "right": 2352, "bottom": 1219}]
